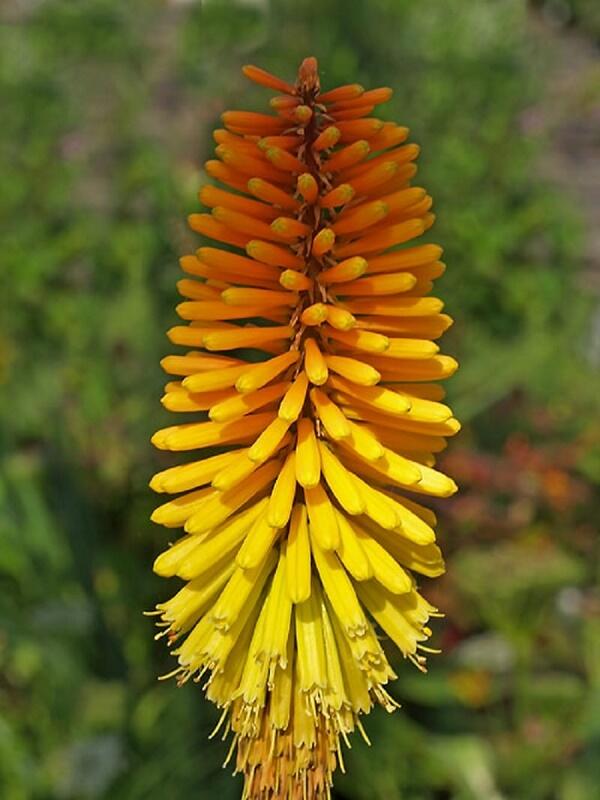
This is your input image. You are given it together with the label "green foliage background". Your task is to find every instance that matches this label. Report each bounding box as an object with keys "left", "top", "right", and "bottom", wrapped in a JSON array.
[{"left": 1, "top": 1, "right": 599, "bottom": 798}]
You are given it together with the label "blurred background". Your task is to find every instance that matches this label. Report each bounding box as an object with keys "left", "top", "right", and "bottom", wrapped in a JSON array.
[{"left": 1, "top": 0, "right": 600, "bottom": 798}]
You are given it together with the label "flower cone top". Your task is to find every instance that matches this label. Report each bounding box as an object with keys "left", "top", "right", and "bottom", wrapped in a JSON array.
[{"left": 150, "top": 57, "right": 459, "bottom": 800}]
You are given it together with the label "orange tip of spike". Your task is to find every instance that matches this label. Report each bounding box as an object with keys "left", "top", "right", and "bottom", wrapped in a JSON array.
[{"left": 242, "top": 64, "right": 296, "bottom": 95}]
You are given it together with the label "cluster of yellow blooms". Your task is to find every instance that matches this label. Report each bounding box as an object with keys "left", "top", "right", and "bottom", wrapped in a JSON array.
[{"left": 149, "top": 57, "right": 459, "bottom": 799}]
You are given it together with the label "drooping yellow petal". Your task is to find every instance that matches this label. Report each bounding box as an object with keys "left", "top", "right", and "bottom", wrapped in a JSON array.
[
  {"left": 327, "top": 601, "right": 373, "bottom": 714},
  {"left": 310, "top": 388, "right": 351, "bottom": 440},
  {"left": 153, "top": 533, "right": 206, "bottom": 578},
  {"left": 267, "top": 451, "right": 297, "bottom": 528},
  {"left": 211, "top": 453, "right": 260, "bottom": 491},
  {"left": 247, "top": 417, "right": 293, "bottom": 462},
  {"left": 317, "top": 440, "right": 365, "bottom": 515},
  {"left": 236, "top": 351, "right": 300, "bottom": 394},
  {"left": 324, "top": 354, "right": 381, "bottom": 386},
  {"left": 256, "top": 547, "right": 293, "bottom": 670},
  {"left": 278, "top": 371, "right": 309, "bottom": 422},
  {"left": 211, "top": 434, "right": 292, "bottom": 491},
  {"left": 236, "top": 511, "right": 280, "bottom": 570},
  {"left": 303, "top": 481, "right": 339, "bottom": 550},
  {"left": 304, "top": 338, "right": 329, "bottom": 385},
  {"left": 150, "top": 449, "right": 238, "bottom": 493},
  {"left": 295, "top": 418, "right": 321, "bottom": 488},
  {"left": 177, "top": 500, "right": 269, "bottom": 579},
  {"left": 349, "top": 520, "right": 413, "bottom": 594},
  {"left": 342, "top": 419, "right": 385, "bottom": 461},
  {"left": 285, "top": 504, "right": 311, "bottom": 603},
  {"left": 151, "top": 486, "right": 215, "bottom": 528},
  {"left": 333, "top": 508, "right": 373, "bottom": 581},
  {"left": 157, "top": 558, "right": 237, "bottom": 635},
  {"left": 295, "top": 576, "right": 328, "bottom": 693},
  {"left": 269, "top": 635, "right": 294, "bottom": 730},
  {"left": 185, "top": 460, "right": 281, "bottom": 535},
  {"left": 152, "top": 412, "right": 276, "bottom": 452},
  {"left": 309, "top": 531, "right": 367, "bottom": 638},
  {"left": 355, "top": 581, "right": 431, "bottom": 660},
  {"left": 211, "top": 549, "right": 278, "bottom": 632},
  {"left": 208, "top": 381, "right": 290, "bottom": 423}
]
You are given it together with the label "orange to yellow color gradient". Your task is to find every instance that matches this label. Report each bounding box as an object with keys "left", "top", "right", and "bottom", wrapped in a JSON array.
[{"left": 149, "top": 57, "right": 459, "bottom": 800}]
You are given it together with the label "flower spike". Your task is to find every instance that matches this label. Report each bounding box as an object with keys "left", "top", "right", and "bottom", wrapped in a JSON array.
[{"left": 150, "top": 56, "right": 459, "bottom": 800}]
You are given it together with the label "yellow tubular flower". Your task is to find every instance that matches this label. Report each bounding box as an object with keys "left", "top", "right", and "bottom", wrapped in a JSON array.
[{"left": 149, "top": 57, "right": 459, "bottom": 800}]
